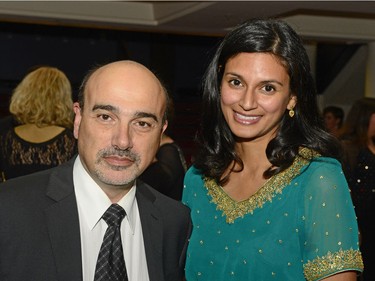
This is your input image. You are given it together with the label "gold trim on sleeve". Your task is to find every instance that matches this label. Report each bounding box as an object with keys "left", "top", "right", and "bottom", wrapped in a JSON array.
[{"left": 303, "top": 249, "right": 364, "bottom": 281}]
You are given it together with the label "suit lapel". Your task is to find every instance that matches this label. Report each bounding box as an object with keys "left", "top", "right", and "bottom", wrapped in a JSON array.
[
  {"left": 136, "top": 181, "right": 164, "bottom": 281},
  {"left": 45, "top": 159, "right": 83, "bottom": 281}
]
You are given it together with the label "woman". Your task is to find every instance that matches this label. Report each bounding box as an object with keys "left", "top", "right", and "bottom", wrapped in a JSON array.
[
  {"left": 182, "top": 19, "right": 363, "bottom": 280},
  {"left": 0, "top": 66, "right": 77, "bottom": 181},
  {"left": 340, "top": 97, "right": 375, "bottom": 281}
]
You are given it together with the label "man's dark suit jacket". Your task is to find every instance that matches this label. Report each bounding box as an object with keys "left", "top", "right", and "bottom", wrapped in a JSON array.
[{"left": 0, "top": 156, "right": 192, "bottom": 281}]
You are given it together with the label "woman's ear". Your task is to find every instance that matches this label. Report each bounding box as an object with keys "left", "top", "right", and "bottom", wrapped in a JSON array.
[{"left": 287, "top": 95, "right": 297, "bottom": 110}]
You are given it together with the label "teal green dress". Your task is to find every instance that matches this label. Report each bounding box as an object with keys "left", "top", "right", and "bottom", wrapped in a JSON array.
[{"left": 182, "top": 148, "right": 363, "bottom": 281}]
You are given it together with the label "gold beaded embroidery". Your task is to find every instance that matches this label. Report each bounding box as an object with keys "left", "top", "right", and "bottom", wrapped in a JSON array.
[
  {"left": 205, "top": 147, "right": 319, "bottom": 223},
  {"left": 303, "top": 249, "right": 364, "bottom": 281}
]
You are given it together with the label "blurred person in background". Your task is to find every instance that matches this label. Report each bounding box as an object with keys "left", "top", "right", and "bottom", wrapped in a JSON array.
[
  {"left": 323, "top": 105, "right": 345, "bottom": 138},
  {"left": 140, "top": 96, "right": 187, "bottom": 200},
  {"left": 0, "top": 66, "right": 77, "bottom": 182},
  {"left": 340, "top": 97, "right": 375, "bottom": 281}
]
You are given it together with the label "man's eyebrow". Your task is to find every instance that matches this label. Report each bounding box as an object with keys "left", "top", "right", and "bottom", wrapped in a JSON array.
[
  {"left": 92, "top": 105, "right": 159, "bottom": 122},
  {"left": 92, "top": 104, "right": 118, "bottom": 113},
  {"left": 134, "top": 111, "right": 158, "bottom": 122}
]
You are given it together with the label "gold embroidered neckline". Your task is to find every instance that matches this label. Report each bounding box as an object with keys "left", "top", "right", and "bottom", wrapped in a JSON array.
[{"left": 204, "top": 147, "right": 320, "bottom": 223}]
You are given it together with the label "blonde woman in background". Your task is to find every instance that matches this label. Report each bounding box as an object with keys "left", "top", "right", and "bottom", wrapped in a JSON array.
[{"left": 0, "top": 66, "right": 77, "bottom": 182}]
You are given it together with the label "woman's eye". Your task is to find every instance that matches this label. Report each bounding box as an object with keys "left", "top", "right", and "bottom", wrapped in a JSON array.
[
  {"left": 229, "top": 79, "right": 242, "bottom": 87},
  {"left": 263, "top": 84, "right": 275, "bottom": 92}
]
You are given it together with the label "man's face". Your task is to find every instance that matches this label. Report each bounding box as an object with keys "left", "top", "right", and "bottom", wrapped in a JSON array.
[
  {"left": 324, "top": 112, "right": 339, "bottom": 131},
  {"left": 73, "top": 62, "right": 167, "bottom": 192}
]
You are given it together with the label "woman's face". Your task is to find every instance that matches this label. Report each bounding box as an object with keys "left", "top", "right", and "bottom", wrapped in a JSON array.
[{"left": 220, "top": 52, "right": 296, "bottom": 143}]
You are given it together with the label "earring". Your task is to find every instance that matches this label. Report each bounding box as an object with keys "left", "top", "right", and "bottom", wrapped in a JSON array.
[{"left": 289, "top": 108, "right": 295, "bottom": 118}]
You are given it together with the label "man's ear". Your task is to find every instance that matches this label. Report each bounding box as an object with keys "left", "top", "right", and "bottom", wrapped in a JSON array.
[
  {"left": 162, "top": 120, "right": 168, "bottom": 135},
  {"left": 73, "top": 102, "right": 82, "bottom": 139}
]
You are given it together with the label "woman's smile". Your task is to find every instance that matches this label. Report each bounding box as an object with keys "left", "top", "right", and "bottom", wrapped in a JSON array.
[{"left": 233, "top": 111, "right": 261, "bottom": 125}]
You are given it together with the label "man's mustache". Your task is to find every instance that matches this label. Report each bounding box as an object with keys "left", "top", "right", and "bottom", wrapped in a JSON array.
[{"left": 98, "top": 148, "right": 139, "bottom": 162}]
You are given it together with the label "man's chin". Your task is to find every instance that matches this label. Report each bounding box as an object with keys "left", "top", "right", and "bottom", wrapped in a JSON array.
[
  {"left": 96, "top": 169, "right": 137, "bottom": 187},
  {"left": 104, "top": 162, "right": 134, "bottom": 172},
  {"left": 101, "top": 178, "right": 135, "bottom": 188}
]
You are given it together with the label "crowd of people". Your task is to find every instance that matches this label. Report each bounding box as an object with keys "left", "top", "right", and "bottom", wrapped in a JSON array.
[
  {"left": 330, "top": 98, "right": 375, "bottom": 281},
  {"left": 0, "top": 17, "right": 372, "bottom": 281}
]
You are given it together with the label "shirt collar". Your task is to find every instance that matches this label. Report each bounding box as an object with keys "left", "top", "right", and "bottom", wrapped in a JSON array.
[{"left": 73, "top": 155, "right": 137, "bottom": 234}]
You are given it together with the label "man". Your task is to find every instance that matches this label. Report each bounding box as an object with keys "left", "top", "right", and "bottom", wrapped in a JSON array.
[
  {"left": 0, "top": 60, "right": 192, "bottom": 281},
  {"left": 323, "top": 105, "right": 344, "bottom": 138}
]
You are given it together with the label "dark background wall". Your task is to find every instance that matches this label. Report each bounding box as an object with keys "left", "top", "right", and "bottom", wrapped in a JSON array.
[
  {"left": 0, "top": 22, "right": 222, "bottom": 163},
  {"left": 0, "top": 21, "right": 360, "bottom": 164},
  {"left": 0, "top": 22, "right": 220, "bottom": 103}
]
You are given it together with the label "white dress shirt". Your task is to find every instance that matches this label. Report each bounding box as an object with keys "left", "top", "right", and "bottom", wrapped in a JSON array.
[{"left": 73, "top": 156, "right": 150, "bottom": 281}]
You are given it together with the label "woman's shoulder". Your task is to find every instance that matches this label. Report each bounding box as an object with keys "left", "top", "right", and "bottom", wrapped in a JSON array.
[
  {"left": 309, "top": 154, "right": 342, "bottom": 170},
  {"left": 12, "top": 124, "right": 74, "bottom": 144},
  {"left": 59, "top": 127, "right": 75, "bottom": 139},
  {"left": 290, "top": 148, "right": 344, "bottom": 186},
  {"left": 184, "top": 165, "right": 205, "bottom": 187},
  {"left": 297, "top": 152, "right": 348, "bottom": 194},
  {"left": 298, "top": 147, "right": 341, "bottom": 168},
  {"left": 182, "top": 165, "right": 206, "bottom": 205},
  {"left": 185, "top": 165, "right": 203, "bottom": 177}
]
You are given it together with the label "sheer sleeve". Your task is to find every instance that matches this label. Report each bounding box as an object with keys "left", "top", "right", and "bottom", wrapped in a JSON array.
[
  {"left": 301, "top": 158, "right": 364, "bottom": 281},
  {"left": 139, "top": 143, "right": 186, "bottom": 200},
  {"left": 156, "top": 143, "right": 187, "bottom": 173}
]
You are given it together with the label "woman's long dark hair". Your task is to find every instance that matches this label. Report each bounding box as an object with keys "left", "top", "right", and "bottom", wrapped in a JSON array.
[{"left": 194, "top": 18, "right": 342, "bottom": 184}]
